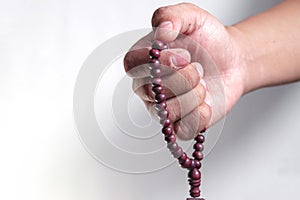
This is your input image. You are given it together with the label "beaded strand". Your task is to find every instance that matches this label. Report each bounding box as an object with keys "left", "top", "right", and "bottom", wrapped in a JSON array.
[{"left": 149, "top": 40, "right": 206, "bottom": 200}]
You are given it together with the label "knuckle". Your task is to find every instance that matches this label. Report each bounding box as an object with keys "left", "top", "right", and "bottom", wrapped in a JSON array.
[
  {"left": 153, "top": 6, "right": 167, "bottom": 18},
  {"left": 189, "top": 64, "right": 201, "bottom": 84},
  {"left": 174, "top": 65, "right": 200, "bottom": 93},
  {"left": 167, "top": 100, "right": 180, "bottom": 121},
  {"left": 152, "top": 6, "right": 169, "bottom": 26},
  {"left": 185, "top": 67, "right": 199, "bottom": 89},
  {"left": 177, "top": 122, "right": 195, "bottom": 140},
  {"left": 193, "top": 84, "right": 205, "bottom": 105},
  {"left": 183, "top": 80, "right": 194, "bottom": 92},
  {"left": 199, "top": 104, "right": 212, "bottom": 126},
  {"left": 179, "top": 2, "right": 199, "bottom": 10}
]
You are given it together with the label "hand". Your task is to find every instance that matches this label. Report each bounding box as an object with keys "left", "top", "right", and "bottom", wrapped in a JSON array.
[{"left": 124, "top": 3, "right": 246, "bottom": 140}]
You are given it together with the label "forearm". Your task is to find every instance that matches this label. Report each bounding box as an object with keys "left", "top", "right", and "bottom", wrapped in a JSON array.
[{"left": 229, "top": 0, "right": 300, "bottom": 93}]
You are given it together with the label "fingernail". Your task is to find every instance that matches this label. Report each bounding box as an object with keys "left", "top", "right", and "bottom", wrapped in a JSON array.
[
  {"left": 200, "top": 78, "right": 207, "bottom": 89},
  {"left": 204, "top": 92, "right": 212, "bottom": 107},
  {"left": 193, "top": 63, "right": 204, "bottom": 78},
  {"left": 155, "top": 21, "right": 175, "bottom": 42},
  {"left": 171, "top": 50, "right": 191, "bottom": 68},
  {"left": 158, "top": 21, "right": 173, "bottom": 30}
]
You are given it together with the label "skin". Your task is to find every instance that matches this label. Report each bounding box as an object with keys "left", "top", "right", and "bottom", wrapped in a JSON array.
[{"left": 124, "top": 1, "right": 300, "bottom": 140}]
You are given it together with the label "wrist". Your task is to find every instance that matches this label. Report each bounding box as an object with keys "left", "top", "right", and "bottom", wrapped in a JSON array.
[{"left": 226, "top": 25, "right": 259, "bottom": 95}]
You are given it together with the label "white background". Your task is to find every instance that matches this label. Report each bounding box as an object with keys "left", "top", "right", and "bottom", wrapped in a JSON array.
[{"left": 1, "top": 0, "right": 300, "bottom": 200}]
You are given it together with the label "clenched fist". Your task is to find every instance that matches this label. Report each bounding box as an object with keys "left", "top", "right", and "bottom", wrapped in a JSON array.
[{"left": 124, "top": 3, "right": 247, "bottom": 140}]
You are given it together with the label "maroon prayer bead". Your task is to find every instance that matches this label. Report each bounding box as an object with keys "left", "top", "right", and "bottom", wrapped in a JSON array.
[
  {"left": 179, "top": 153, "right": 187, "bottom": 163},
  {"left": 190, "top": 179, "right": 201, "bottom": 187},
  {"left": 149, "top": 59, "right": 160, "bottom": 68},
  {"left": 189, "top": 159, "right": 197, "bottom": 169},
  {"left": 194, "top": 143, "right": 204, "bottom": 152},
  {"left": 152, "top": 40, "right": 164, "bottom": 50},
  {"left": 155, "top": 101, "right": 167, "bottom": 111},
  {"left": 193, "top": 151, "right": 204, "bottom": 161},
  {"left": 155, "top": 93, "right": 166, "bottom": 103},
  {"left": 181, "top": 158, "right": 192, "bottom": 169},
  {"left": 167, "top": 142, "right": 179, "bottom": 152},
  {"left": 172, "top": 147, "right": 183, "bottom": 158},
  {"left": 190, "top": 188, "right": 200, "bottom": 197},
  {"left": 162, "top": 127, "right": 173, "bottom": 136},
  {"left": 165, "top": 134, "right": 176, "bottom": 143},
  {"left": 200, "top": 128, "right": 207, "bottom": 133},
  {"left": 195, "top": 135, "right": 205, "bottom": 143},
  {"left": 150, "top": 67, "right": 162, "bottom": 77},
  {"left": 195, "top": 160, "right": 201, "bottom": 169},
  {"left": 158, "top": 110, "right": 169, "bottom": 120},
  {"left": 151, "top": 77, "right": 162, "bottom": 86},
  {"left": 150, "top": 48, "right": 161, "bottom": 58},
  {"left": 188, "top": 168, "right": 201, "bottom": 179},
  {"left": 162, "top": 118, "right": 171, "bottom": 127},
  {"left": 152, "top": 85, "right": 163, "bottom": 94}
]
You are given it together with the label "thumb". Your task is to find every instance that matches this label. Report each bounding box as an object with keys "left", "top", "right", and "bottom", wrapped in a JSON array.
[{"left": 151, "top": 3, "right": 207, "bottom": 42}]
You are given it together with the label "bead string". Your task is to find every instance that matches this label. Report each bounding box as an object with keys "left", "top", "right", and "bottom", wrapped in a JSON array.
[{"left": 149, "top": 40, "right": 206, "bottom": 200}]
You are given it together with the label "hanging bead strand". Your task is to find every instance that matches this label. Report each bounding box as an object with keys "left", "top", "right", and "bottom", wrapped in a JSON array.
[{"left": 149, "top": 40, "right": 206, "bottom": 200}]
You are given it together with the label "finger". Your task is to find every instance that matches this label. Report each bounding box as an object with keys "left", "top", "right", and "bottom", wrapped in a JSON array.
[
  {"left": 173, "top": 103, "right": 212, "bottom": 140},
  {"left": 133, "top": 62, "right": 203, "bottom": 101},
  {"left": 124, "top": 48, "right": 150, "bottom": 78},
  {"left": 151, "top": 3, "right": 208, "bottom": 42},
  {"left": 124, "top": 47, "right": 191, "bottom": 78},
  {"left": 147, "top": 83, "right": 206, "bottom": 123},
  {"left": 123, "top": 32, "right": 153, "bottom": 77}
]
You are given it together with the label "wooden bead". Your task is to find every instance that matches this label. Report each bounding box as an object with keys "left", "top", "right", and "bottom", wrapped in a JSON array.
[
  {"left": 150, "top": 67, "right": 162, "bottom": 77},
  {"left": 155, "top": 102, "right": 167, "bottom": 111},
  {"left": 172, "top": 147, "right": 183, "bottom": 158},
  {"left": 152, "top": 40, "right": 164, "bottom": 50},
  {"left": 195, "top": 135, "right": 205, "bottom": 143},
  {"left": 165, "top": 134, "right": 176, "bottom": 143},
  {"left": 152, "top": 85, "right": 163, "bottom": 94},
  {"left": 190, "top": 187, "right": 200, "bottom": 198},
  {"left": 189, "top": 179, "right": 201, "bottom": 187},
  {"left": 193, "top": 151, "right": 204, "bottom": 161},
  {"left": 195, "top": 160, "right": 201, "bottom": 169},
  {"left": 194, "top": 143, "right": 204, "bottom": 152},
  {"left": 149, "top": 59, "right": 160, "bottom": 68},
  {"left": 189, "top": 160, "right": 201, "bottom": 169},
  {"left": 151, "top": 77, "right": 162, "bottom": 86},
  {"left": 188, "top": 177, "right": 202, "bottom": 198},
  {"left": 155, "top": 93, "right": 166, "bottom": 103},
  {"left": 189, "top": 159, "right": 196, "bottom": 169},
  {"left": 158, "top": 110, "right": 169, "bottom": 120},
  {"left": 167, "top": 142, "right": 178, "bottom": 152},
  {"left": 181, "top": 158, "right": 192, "bottom": 169},
  {"left": 162, "top": 118, "right": 171, "bottom": 127},
  {"left": 150, "top": 48, "right": 161, "bottom": 58},
  {"left": 162, "top": 127, "right": 173, "bottom": 136},
  {"left": 178, "top": 153, "right": 187, "bottom": 163},
  {"left": 188, "top": 168, "right": 201, "bottom": 179}
]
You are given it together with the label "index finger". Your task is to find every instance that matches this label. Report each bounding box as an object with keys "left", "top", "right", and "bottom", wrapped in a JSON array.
[{"left": 123, "top": 32, "right": 153, "bottom": 78}]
